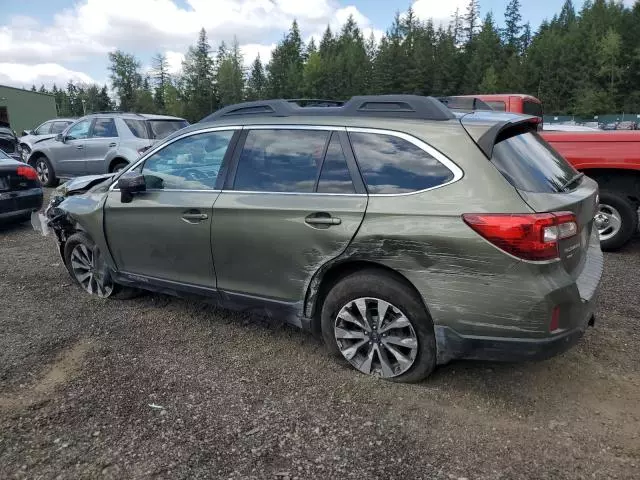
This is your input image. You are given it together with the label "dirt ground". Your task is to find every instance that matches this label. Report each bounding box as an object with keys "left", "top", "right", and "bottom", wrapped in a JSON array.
[{"left": 0, "top": 195, "right": 639, "bottom": 479}]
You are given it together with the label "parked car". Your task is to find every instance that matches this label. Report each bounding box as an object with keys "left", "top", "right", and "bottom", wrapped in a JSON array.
[
  {"left": 27, "top": 112, "right": 188, "bottom": 187},
  {"left": 0, "top": 121, "right": 22, "bottom": 162},
  {"left": 542, "top": 124, "right": 599, "bottom": 132},
  {"left": 38, "top": 96, "right": 602, "bottom": 382},
  {"left": 450, "top": 93, "right": 640, "bottom": 251},
  {"left": 19, "top": 118, "right": 75, "bottom": 162},
  {"left": 0, "top": 149, "right": 43, "bottom": 223}
]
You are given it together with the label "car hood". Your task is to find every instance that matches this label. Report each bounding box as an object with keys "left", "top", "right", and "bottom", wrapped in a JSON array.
[{"left": 58, "top": 173, "right": 114, "bottom": 196}]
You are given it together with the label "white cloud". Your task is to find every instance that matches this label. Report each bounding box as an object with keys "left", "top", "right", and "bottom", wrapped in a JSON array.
[
  {"left": 0, "top": 63, "right": 97, "bottom": 89},
  {"left": 165, "top": 51, "right": 186, "bottom": 75},
  {"left": 240, "top": 43, "right": 277, "bottom": 69}
]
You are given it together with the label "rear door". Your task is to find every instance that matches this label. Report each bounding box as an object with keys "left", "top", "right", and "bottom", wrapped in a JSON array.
[
  {"left": 489, "top": 128, "right": 598, "bottom": 278},
  {"left": 211, "top": 127, "right": 367, "bottom": 303},
  {"left": 85, "top": 117, "right": 119, "bottom": 174}
]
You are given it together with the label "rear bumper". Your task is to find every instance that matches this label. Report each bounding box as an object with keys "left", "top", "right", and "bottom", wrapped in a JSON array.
[
  {"left": 0, "top": 188, "right": 43, "bottom": 219},
  {"left": 435, "top": 313, "right": 595, "bottom": 364}
]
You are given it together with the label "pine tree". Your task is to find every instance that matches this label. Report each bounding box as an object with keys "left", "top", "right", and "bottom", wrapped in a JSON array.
[
  {"left": 151, "top": 53, "right": 170, "bottom": 112},
  {"left": 463, "top": 0, "right": 481, "bottom": 45},
  {"left": 246, "top": 55, "right": 266, "bottom": 101},
  {"left": 181, "top": 28, "right": 216, "bottom": 121},
  {"left": 267, "top": 20, "right": 304, "bottom": 97},
  {"left": 216, "top": 37, "right": 245, "bottom": 106},
  {"left": 108, "top": 50, "right": 142, "bottom": 111},
  {"left": 503, "top": 0, "right": 523, "bottom": 52}
]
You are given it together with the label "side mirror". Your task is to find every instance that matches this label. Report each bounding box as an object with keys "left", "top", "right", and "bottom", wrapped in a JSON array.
[
  {"left": 55, "top": 133, "right": 64, "bottom": 142},
  {"left": 117, "top": 172, "right": 146, "bottom": 203}
]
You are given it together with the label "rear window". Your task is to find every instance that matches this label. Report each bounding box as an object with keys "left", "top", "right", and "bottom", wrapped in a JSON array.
[
  {"left": 523, "top": 101, "right": 543, "bottom": 118},
  {"left": 148, "top": 120, "right": 189, "bottom": 139},
  {"left": 491, "top": 131, "right": 577, "bottom": 193},
  {"left": 348, "top": 132, "right": 454, "bottom": 194}
]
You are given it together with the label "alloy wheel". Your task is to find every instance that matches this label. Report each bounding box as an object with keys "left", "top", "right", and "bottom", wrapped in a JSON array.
[
  {"left": 595, "top": 203, "right": 622, "bottom": 242},
  {"left": 334, "top": 297, "right": 418, "bottom": 378},
  {"left": 70, "top": 244, "right": 114, "bottom": 298},
  {"left": 35, "top": 160, "right": 49, "bottom": 184}
]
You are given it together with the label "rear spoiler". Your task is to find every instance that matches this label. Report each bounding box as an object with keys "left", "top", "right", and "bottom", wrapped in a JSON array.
[{"left": 460, "top": 113, "right": 539, "bottom": 158}]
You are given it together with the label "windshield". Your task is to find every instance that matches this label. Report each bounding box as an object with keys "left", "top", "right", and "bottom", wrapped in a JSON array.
[{"left": 491, "top": 131, "right": 577, "bottom": 193}]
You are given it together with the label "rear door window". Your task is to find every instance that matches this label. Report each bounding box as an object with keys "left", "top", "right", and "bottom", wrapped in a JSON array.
[
  {"left": 233, "top": 129, "right": 328, "bottom": 193},
  {"left": 92, "top": 118, "right": 118, "bottom": 138},
  {"left": 148, "top": 120, "right": 189, "bottom": 139},
  {"left": 491, "top": 131, "right": 577, "bottom": 193},
  {"left": 348, "top": 131, "right": 454, "bottom": 194},
  {"left": 316, "top": 134, "right": 355, "bottom": 194},
  {"left": 123, "top": 119, "right": 150, "bottom": 139}
]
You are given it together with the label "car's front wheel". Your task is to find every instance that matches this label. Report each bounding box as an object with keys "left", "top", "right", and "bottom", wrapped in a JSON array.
[
  {"left": 63, "top": 232, "right": 138, "bottom": 299},
  {"left": 33, "top": 156, "right": 57, "bottom": 187},
  {"left": 321, "top": 270, "right": 437, "bottom": 383}
]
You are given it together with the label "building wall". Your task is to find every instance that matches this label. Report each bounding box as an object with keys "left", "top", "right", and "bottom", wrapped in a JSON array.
[{"left": 0, "top": 85, "right": 57, "bottom": 135}]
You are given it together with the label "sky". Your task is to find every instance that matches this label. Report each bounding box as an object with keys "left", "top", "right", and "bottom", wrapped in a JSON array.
[{"left": 0, "top": 0, "right": 635, "bottom": 90}]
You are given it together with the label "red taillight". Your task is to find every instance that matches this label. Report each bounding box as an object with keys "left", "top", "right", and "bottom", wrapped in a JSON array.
[
  {"left": 550, "top": 306, "right": 561, "bottom": 332},
  {"left": 462, "top": 212, "right": 578, "bottom": 262},
  {"left": 16, "top": 165, "right": 38, "bottom": 181}
]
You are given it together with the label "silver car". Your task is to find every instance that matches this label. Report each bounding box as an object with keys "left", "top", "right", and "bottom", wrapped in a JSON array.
[
  {"left": 27, "top": 113, "right": 188, "bottom": 186},
  {"left": 19, "top": 118, "right": 75, "bottom": 161}
]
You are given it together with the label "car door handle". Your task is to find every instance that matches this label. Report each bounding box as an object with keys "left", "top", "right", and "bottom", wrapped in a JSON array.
[
  {"left": 76, "top": 145, "right": 84, "bottom": 150},
  {"left": 108, "top": 142, "right": 117, "bottom": 147},
  {"left": 181, "top": 212, "right": 208, "bottom": 224},
  {"left": 305, "top": 213, "right": 342, "bottom": 226}
]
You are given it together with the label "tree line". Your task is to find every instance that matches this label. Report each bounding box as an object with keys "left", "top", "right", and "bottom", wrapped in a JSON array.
[{"left": 33, "top": 0, "right": 640, "bottom": 122}]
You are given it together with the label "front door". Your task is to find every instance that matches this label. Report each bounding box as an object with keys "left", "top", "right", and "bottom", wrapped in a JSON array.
[
  {"left": 85, "top": 117, "right": 119, "bottom": 174},
  {"left": 212, "top": 128, "right": 367, "bottom": 304},
  {"left": 103, "top": 128, "right": 238, "bottom": 289},
  {"left": 53, "top": 119, "right": 91, "bottom": 176}
]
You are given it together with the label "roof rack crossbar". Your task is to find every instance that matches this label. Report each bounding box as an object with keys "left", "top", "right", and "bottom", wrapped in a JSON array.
[{"left": 200, "top": 95, "right": 456, "bottom": 123}]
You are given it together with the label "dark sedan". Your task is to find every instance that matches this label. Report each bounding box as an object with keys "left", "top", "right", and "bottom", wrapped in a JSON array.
[
  {"left": 0, "top": 122, "right": 22, "bottom": 162},
  {"left": 0, "top": 150, "right": 43, "bottom": 223}
]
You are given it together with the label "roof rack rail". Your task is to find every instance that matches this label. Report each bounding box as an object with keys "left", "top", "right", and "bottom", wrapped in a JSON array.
[
  {"left": 200, "top": 95, "right": 457, "bottom": 123},
  {"left": 87, "top": 111, "right": 145, "bottom": 116},
  {"left": 437, "top": 96, "right": 494, "bottom": 112},
  {"left": 286, "top": 99, "right": 346, "bottom": 107}
]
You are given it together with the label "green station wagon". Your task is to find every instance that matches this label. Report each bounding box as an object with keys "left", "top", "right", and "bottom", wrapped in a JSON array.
[{"left": 39, "top": 96, "right": 603, "bottom": 382}]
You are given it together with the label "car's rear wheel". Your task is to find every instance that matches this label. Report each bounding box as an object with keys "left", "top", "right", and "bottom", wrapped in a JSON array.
[
  {"left": 595, "top": 191, "right": 638, "bottom": 251},
  {"left": 33, "top": 156, "right": 57, "bottom": 187},
  {"left": 64, "top": 232, "right": 139, "bottom": 299},
  {"left": 321, "top": 270, "right": 436, "bottom": 383}
]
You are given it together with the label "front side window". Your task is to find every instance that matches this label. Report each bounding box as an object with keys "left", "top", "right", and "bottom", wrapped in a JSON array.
[
  {"left": 317, "top": 134, "right": 355, "bottom": 194},
  {"left": 34, "top": 122, "right": 52, "bottom": 135},
  {"left": 233, "top": 129, "right": 328, "bottom": 193},
  {"left": 51, "top": 121, "right": 71, "bottom": 134},
  {"left": 348, "top": 131, "right": 454, "bottom": 194},
  {"left": 92, "top": 118, "right": 118, "bottom": 138},
  {"left": 66, "top": 120, "right": 91, "bottom": 140},
  {"left": 141, "top": 130, "right": 234, "bottom": 190}
]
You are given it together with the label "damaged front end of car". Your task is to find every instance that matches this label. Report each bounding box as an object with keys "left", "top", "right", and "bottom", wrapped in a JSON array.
[{"left": 32, "top": 174, "right": 114, "bottom": 260}]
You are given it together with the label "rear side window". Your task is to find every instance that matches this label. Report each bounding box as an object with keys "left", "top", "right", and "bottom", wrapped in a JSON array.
[
  {"left": 317, "top": 134, "right": 355, "bottom": 194},
  {"left": 348, "top": 132, "right": 454, "bottom": 194},
  {"left": 523, "top": 101, "right": 543, "bottom": 118},
  {"left": 123, "top": 119, "right": 150, "bottom": 139},
  {"left": 92, "top": 118, "right": 117, "bottom": 138},
  {"left": 234, "top": 129, "right": 328, "bottom": 192},
  {"left": 34, "top": 122, "right": 51, "bottom": 135},
  {"left": 149, "top": 120, "right": 189, "bottom": 139},
  {"left": 485, "top": 101, "right": 506, "bottom": 112},
  {"left": 491, "top": 132, "right": 576, "bottom": 193}
]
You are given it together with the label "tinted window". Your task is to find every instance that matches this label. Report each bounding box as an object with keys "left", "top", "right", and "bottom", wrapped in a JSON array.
[
  {"left": 485, "top": 101, "right": 506, "bottom": 112},
  {"left": 141, "top": 130, "right": 234, "bottom": 190},
  {"left": 66, "top": 120, "right": 91, "bottom": 140},
  {"left": 491, "top": 132, "right": 576, "bottom": 193},
  {"left": 51, "top": 121, "right": 71, "bottom": 134},
  {"left": 124, "top": 119, "right": 149, "bottom": 139},
  {"left": 34, "top": 122, "right": 51, "bottom": 135},
  {"left": 349, "top": 132, "right": 454, "bottom": 194},
  {"left": 149, "top": 120, "right": 189, "bottom": 139},
  {"left": 523, "top": 101, "right": 543, "bottom": 118},
  {"left": 92, "top": 118, "right": 117, "bottom": 138},
  {"left": 317, "top": 134, "right": 355, "bottom": 194},
  {"left": 234, "top": 129, "right": 328, "bottom": 192}
]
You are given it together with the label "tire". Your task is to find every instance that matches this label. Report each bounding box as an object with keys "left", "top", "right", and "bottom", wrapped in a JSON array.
[
  {"left": 596, "top": 191, "right": 638, "bottom": 251},
  {"left": 63, "top": 232, "right": 139, "bottom": 300},
  {"left": 32, "top": 155, "right": 57, "bottom": 187},
  {"left": 110, "top": 160, "right": 128, "bottom": 173},
  {"left": 20, "top": 144, "right": 30, "bottom": 162},
  {"left": 321, "top": 269, "right": 436, "bottom": 383}
]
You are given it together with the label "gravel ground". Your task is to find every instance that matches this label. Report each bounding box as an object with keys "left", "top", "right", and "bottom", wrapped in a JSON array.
[{"left": 1, "top": 193, "right": 639, "bottom": 480}]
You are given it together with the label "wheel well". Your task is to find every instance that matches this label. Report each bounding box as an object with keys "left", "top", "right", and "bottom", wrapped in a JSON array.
[
  {"left": 27, "top": 152, "right": 46, "bottom": 167},
  {"left": 307, "top": 260, "right": 427, "bottom": 333},
  {"left": 582, "top": 168, "right": 640, "bottom": 204},
  {"left": 109, "top": 157, "right": 129, "bottom": 172}
]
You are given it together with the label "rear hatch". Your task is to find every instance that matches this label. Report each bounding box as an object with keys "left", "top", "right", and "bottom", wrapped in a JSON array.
[{"left": 462, "top": 114, "right": 598, "bottom": 279}]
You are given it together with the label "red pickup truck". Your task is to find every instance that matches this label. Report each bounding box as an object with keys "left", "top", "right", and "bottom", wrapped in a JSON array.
[{"left": 457, "top": 94, "right": 640, "bottom": 251}]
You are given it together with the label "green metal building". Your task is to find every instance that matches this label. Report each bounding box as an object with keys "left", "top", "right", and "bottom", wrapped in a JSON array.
[{"left": 0, "top": 85, "right": 57, "bottom": 135}]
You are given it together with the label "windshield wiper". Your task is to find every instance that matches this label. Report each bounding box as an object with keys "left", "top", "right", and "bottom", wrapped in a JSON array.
[{"left": 560, "top": 172, "right": 584, "bottom": 192}]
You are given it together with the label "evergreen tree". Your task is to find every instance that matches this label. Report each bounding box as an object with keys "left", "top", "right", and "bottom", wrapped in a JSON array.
[
  {"left": 246, "top": 55, "right": 266, "bottom": 100},
  {"left": 181, "top": 28, "right": 216, "bottom": 121},
  {"left": 503, "top": 0, "right": 523, "bottom": 52},
  {"left": 108, "top": 50, "right": 142, "bottom": 111},
  {"left": 151, "top": 53, "right": 170, "bottom": 111},
  {"left": 267, "top": 20, "right": 304, "bottom": 97},
  {"left": 216, "top": 38, "right": 245, "bottom": 106},
  {"left": 463, "top": 0, "right": 481, "bottom": 45}
]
